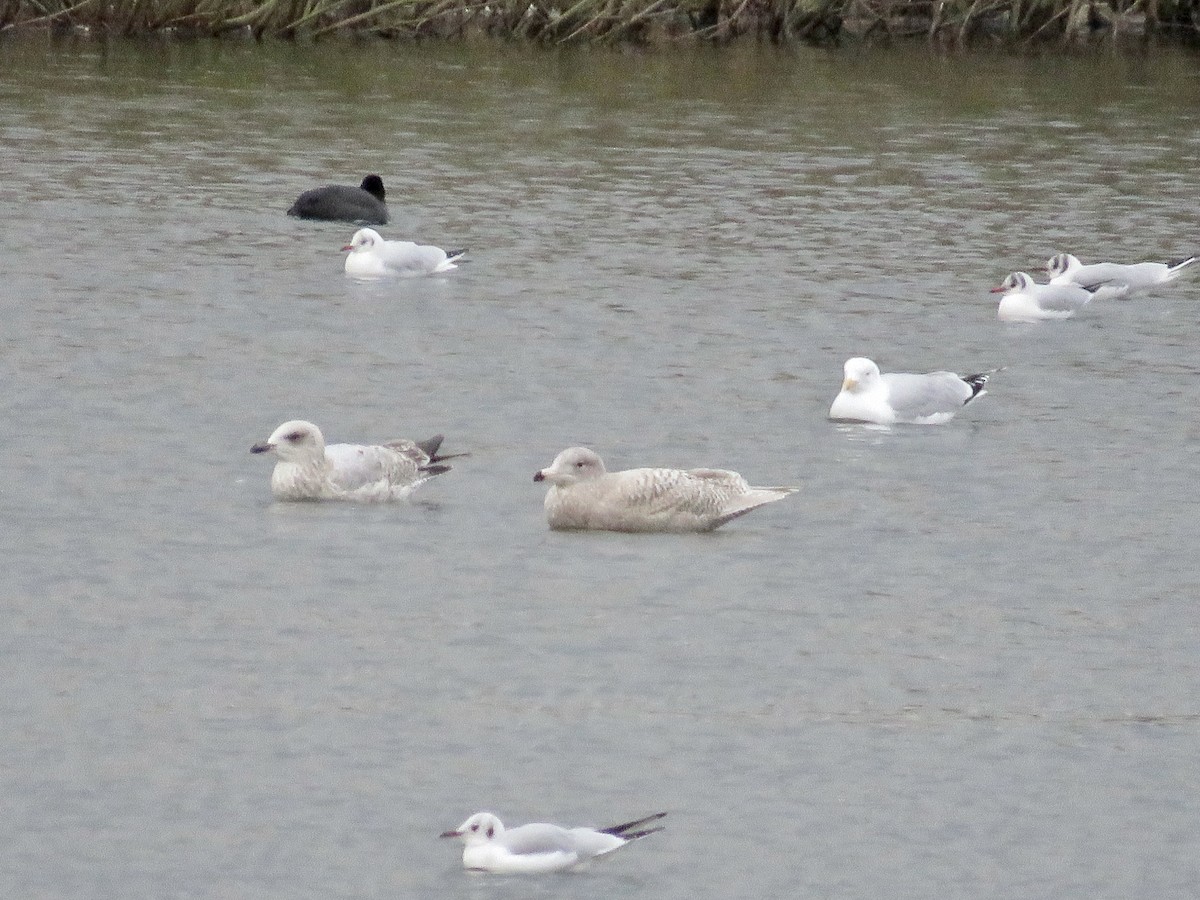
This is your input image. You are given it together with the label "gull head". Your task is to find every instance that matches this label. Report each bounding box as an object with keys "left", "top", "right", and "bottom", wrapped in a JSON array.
[
  {"left": 1045, "top": 252, "right": 1081, "bottom": 279},
  {"left": 534, "top": 446, "right": 607, "bottom": 486},
  {"left": 840, "top": 357, "right": 881, "bottom": 394},
  {"left": 342, "top": 228, "right": 383, "bottom": 254},
  {"left": 440, "top": 812, "right": 504, "bottom": 847},
  {"left": 991, "top": 272, "right": 1033, "bottom": 294},
  {"left": 250, "top": 419, "right": 326, "bottom": 463}
]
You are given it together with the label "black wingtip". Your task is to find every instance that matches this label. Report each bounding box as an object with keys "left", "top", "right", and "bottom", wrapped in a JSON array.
[
  {"left": 415, "top": 435, "right": 470, "bottom": 464},
  {"left": 961, "top": 370, "right": 1000, "bottom": 402},
  {"left": 621, "top": 826, "right": 667, "bottom": 840},
  {"left": 416, "top": 434, "right": 444, "bottom": 458},
  {"left": 600, "top": 811, "right": 668, "bottom": 837},
  {"left": 420, "top": 463, "right": 452, "bottom": 477}
]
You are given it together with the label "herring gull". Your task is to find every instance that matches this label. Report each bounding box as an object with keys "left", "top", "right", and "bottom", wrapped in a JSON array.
[
  {"left": 250, "top": 419, "right": 457, "bottom": 501},
  {"left": 440, "top": 811, "right": 666, "bottom": 874},
  {"left": 532, "top": 446, "right": 796, "bottom": 532},
  {"left": 829, "top": 357, "right": 995, "bottom": 426},
  {"left": 342, "top": 228, "right": 465, "bottom": 279},
  {"left": 287, "top": 175, "right": 389, "bottom": 225}
]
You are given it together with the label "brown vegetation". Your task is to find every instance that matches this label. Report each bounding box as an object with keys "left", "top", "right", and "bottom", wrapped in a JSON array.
[{"left": 2, "top": 0, "right": 1197, "bottom": 45}]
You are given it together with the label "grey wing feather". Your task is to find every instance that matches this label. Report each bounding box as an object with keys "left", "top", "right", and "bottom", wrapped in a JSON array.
[
  {"left": 406, "top": 434, "right": 468, "bottom": 464},
  {"left": 378, "top": 243, "right": 447, "bottom": 275},
  {"left": 883, "top": 372, "right": 972, "bottom": 417},
  {"left": 500, "top": 824, "right": 576, "bottom": 856},
  {"left": 1039, "top": 283, "right": 1094, "bottom": 311},
  {"left": 324, "top": 443, "right": 419, "bottom": 491}
]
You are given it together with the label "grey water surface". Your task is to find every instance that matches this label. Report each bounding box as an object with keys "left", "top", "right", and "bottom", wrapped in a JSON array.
[{"left": 2, "top": 35, "right": 1199, "bottom": 899}]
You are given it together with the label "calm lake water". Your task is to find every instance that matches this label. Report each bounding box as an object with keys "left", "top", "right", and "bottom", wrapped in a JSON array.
[{"left": 2, "top": 34, "right": 1199, "bottom": 899}]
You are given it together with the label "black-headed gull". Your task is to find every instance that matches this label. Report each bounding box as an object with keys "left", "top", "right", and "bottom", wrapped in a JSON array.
[
  {"left": 829, "top": 357, "right": 995, "bottom": 426},
  {"left": 287, "top": 175, "right": 389, "bottom": 225},
  {"left": 991, "top": 271, "right": 1095, "bottom": 322},
  {"left": 533, "top": 447, "right": 796, "bottom": 532},
  {"left": 440, "top": 811, "right": 666, "bottom": 874},
  {"left": 250, "top": 420, "right": 459, "bottom": 501},
  {"left": 1046, "top": 252, "right": 1196, "bottom": 299},
  {"left": 342, "top": 228, "right": 465, "bottom": 279}
]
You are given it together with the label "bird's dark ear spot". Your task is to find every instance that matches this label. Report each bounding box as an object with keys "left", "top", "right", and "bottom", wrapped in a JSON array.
[{"left": 486, "top": 826, "right": 495, "bottom": 838}]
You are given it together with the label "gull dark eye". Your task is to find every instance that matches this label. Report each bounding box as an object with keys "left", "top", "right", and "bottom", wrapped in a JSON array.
[
  {"left": 286, "top": 431, "right": 305, "bottom": 442},
  {"left": 470, "top": 823, "right": 479, "bottom": 832}
]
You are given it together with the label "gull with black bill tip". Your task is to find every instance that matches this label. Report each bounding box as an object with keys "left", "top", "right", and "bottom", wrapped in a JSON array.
[{"left": 250, "top": 419, "right": 460, "bottom": 501}]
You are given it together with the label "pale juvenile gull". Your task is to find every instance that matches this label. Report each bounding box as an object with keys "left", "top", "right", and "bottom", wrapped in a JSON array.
[
  {"left": 533, "top": 447, "right": 796, "bottom": 533},
  {"left": 342, "top": 228, "right": 466, "bottom": 279},
  {"left": 287, "top": 174, "right": 389, "bottom": 225},
  {"left": 1046, "top": 251, "right": 1197, "bottom": 300},
  {"left": 440, "top": 811, "right": 666, "bottom": 874},
  {"left": 250, "top": 419, "right": 458, "bottom": 501},
  {"left": 991, "top": 271, "right": 1095, "bottom": 322},
  {"left": 829, "top": 357, "right": 996, "bottom": 426}
]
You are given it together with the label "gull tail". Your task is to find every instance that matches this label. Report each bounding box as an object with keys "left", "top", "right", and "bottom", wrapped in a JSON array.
[
  {"left": 431, "top": 249, "right": 468, "bottom": 274},
  {"left": 600, "top": 812, "right": 667, "bottom": 841},
  {"left": 1166, "top": 255, "right": 1197, "bottom": 278},
  {"left": 415, "top": 434, "right": 470, "bottom": 464},
  {"left": 961, "top": 366, "right": 1006, "bottom": 405},
  {"left": 712, "top": 487, "right": 798, "bottom": 529}
]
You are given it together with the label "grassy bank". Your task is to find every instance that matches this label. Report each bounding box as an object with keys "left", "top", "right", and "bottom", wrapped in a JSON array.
[{"left": 3, "top": 0, "right": 1198, "bottom": 46}]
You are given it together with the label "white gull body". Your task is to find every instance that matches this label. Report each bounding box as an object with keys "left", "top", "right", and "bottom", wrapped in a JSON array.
[
  {"left": 533, "top": 447, "right": 796, "bottom": 533},
  {"left": 992, "top": 271, "right": 1095, "bottom": 322},
  {"left": 440, "top": 811, "right": 666, "bottom": 874},
  {"left": 342, "top": 227, "right": 465, "bottom": 278},
  {"left": 829, "top": 357, "right": 994, "bottom": 426},
  {"left": 1046, "top": 252, "right": 1196, "bottom": 299},
  {"left": 250, "top": 419, "right": 454, "bottom": 501}
]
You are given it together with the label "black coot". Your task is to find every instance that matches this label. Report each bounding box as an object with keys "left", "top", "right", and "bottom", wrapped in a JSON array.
[{"left": 287, "top": 174, "right": 389, "bottom": 225}]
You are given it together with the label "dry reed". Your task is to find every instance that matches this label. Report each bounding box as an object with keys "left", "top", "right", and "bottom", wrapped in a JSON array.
[{"left": 2, "top": 0, "right": 1197, "bottom": 45}]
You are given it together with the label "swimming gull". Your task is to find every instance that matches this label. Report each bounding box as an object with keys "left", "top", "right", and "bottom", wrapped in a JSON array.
[
  {"left": 440, "top": 811, "right": 666, "bottom": 874},
  {"left": 250, "top": 419, "right": 458, "bottom": 501},
  {"left": 829, "top": 357, "right": 996, "bottom": 426},
  {"left": 1046, "top": 251, "right": 1196, "bottom": 299},
  {"left": 533, "top": 446, "right": 796, "bottom": 532},
  {"left": 287, "top": 174, "right": 389, "bottom": 225},
  {"left": 342, "top": 228, "right": 466, "bottom": 279},
  {"left": 991, "top": 271, "right": 1095, "bottom": 322}
]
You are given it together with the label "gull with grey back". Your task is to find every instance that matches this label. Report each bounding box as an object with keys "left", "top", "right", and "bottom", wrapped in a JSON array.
[
  {"left": 829, "top": 357, "right": 996, "bottom": 426},
  {"left": 1046, "top": 251, "right": 1197, "bottom": 300},
  {"left": 250, "top": 420, "right": 459, "bottom": 501},
  {"left": 342, "top": 228, "right": 466, "bottom": 279},
  {"left": 991, "top": 271, "right": 1096, "bottom": 322},
  {"left": 440, "top": 811, "right": 667, "bottom": 874}
]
